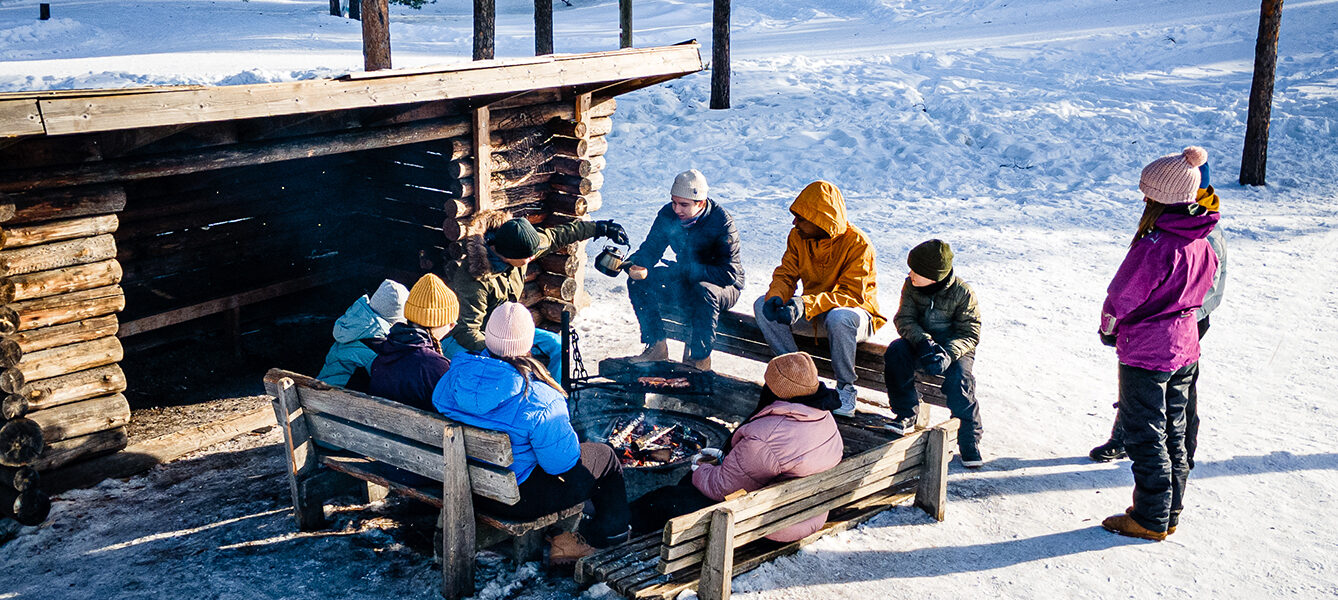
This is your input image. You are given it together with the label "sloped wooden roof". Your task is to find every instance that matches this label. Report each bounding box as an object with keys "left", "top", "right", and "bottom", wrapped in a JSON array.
[{"left": 0, "top": 43, "right": 703, "bottom": 138}]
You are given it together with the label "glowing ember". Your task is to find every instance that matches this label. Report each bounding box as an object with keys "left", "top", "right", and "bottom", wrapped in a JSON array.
[{"left": 602, "top": 412, "right": 709, "bottom": 468}]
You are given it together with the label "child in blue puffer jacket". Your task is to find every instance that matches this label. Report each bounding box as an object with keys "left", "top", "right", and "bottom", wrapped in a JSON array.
[{"left": 433, "top": 302, "right": 630, "bottom": 565}]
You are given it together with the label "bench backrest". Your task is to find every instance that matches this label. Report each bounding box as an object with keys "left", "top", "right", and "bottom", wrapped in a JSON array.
[
  {"left": 655, "top": 419, "right": 957, "bottom": 574},
  {"left": 264, "top": 368, "right": 522, "bottom": 504}
]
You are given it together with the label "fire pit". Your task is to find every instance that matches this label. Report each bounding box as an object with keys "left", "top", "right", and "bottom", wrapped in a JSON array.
[{"left": 571, "top": 407, "right": 732, "bottom": 472}]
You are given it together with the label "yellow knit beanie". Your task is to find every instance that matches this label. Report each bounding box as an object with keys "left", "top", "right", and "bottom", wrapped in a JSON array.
[{"left": 403, "top": 273, "right": 459, "bottom": 328}]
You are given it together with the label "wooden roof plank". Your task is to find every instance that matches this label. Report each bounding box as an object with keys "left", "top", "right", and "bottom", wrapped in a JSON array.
[
  {"left": 0, "top": 100, "right": 44, "bottom": 138},
  {"left": 33, "top": 45, "right": 702, "bottom": 137}
]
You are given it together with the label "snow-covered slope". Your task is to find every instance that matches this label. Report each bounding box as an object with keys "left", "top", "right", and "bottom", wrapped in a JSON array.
[{"left": 2, "top": 0, "right": 1336, "bottom": 598}]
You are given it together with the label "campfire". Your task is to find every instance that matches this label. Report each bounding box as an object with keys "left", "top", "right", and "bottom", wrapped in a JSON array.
[{"left": 601, "top": 412, "right": 711, "bottom": 468}]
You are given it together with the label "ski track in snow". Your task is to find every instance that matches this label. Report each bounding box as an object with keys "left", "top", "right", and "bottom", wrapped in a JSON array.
[{"left": 2, "top": 0, "right": 1337, "bottom": 598}]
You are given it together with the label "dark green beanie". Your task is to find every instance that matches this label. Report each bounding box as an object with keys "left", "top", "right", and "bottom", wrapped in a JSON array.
[
  {"left": 907, "top": 239, "right": 954, "bottom": 281},
  {"left": 491, "top": 218, "right": 543, "bottom": 260}
]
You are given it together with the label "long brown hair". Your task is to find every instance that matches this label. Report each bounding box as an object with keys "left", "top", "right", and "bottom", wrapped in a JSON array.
[
  {"left": 1131, "top": 200, "right": 1165, "bottom": 247},
  {"left": 498, "top": 355, "right": 567, "bottom": 398}
]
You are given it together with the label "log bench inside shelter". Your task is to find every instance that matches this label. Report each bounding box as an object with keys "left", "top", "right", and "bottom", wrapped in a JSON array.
[
  {"left": 661, "top": 308, "right": 951, "bottom": 429},
  {"left": 263, "top": 369, "right": 582, "bottom": 599}
]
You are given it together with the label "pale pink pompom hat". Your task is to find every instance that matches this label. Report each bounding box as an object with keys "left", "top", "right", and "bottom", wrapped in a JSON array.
[{"left": 1139, "top": 146, "right": 1208, "bottom": 204}]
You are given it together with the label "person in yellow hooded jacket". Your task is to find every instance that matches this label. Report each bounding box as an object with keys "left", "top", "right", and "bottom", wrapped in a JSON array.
[{"left": 754, "top": 181, "right": 886, "bottom": 417}]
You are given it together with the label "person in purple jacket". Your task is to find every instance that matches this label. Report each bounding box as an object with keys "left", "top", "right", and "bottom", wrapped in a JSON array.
[
  {"left": 1099, "top": 147, "right": 1220, "bottom": 542},
  {"left": 368, "top": 273, "right": 459, "bottom": 411}
]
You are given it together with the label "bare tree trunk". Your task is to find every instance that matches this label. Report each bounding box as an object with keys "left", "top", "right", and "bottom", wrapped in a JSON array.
[
  {"left": 710, "top": 0, "right": 731, "bottom": 109},
  {"left": 474, "top": 0, "right": 496, "bottom": 60},
  {"left": 361, "top": 0, "right": 392, "bottom": 71},
  {"left": 534, "top": 0, "right": 553, "bottom": 55},
  {"left": 1241, "top": 0, "right": 1283, "bottom": 186}
]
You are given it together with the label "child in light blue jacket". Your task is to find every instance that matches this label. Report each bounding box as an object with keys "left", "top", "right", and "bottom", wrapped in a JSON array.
[{"left": 316, "top": 279, "right": 408, "bottom": 388}]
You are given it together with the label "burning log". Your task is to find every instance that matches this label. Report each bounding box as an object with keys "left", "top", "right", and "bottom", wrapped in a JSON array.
[{"left": 633, "top": 423, "right": 679, "bottom": 451}]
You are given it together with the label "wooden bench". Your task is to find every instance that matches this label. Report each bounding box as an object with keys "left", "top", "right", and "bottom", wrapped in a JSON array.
[
  {"left": 263, "top": 369, "right": 582, "bottom": 599},
  {"left": 662, "top": 309, "right": 950, "bottom": 425},
  {"left": 576, "top": 418, "right": 960, "bottom": 599}
]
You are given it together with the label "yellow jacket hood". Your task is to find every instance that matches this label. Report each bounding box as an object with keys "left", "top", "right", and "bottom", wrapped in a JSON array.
[{"left": 789, "top": 181, "right": 849, "bottom": 238}]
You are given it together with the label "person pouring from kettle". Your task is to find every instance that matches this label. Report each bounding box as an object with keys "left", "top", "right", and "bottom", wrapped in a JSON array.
[{"left": 621, "top": 169, "right": 745, "bottom": 371}]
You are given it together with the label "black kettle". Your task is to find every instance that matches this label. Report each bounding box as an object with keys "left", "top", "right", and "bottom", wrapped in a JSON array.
[{"left": 594, "top": 245, "right": 629, "bottom": 277}]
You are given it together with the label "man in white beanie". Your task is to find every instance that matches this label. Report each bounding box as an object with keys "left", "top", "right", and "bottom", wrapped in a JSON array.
[
  {"left": 317, "top": 279, "right": 409, "bottom": 389},
  {"left": 623, "top": 169, "right": 745, "bottom": 371}
]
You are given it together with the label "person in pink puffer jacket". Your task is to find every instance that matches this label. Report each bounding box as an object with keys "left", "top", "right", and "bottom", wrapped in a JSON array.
[{"left": 630, "top": 352, "right": 844, "bottom": 541}]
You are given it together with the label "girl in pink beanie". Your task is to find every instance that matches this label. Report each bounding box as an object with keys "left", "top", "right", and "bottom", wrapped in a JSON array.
[{"left": 1098, "top": 146, "right": 1220, "bottom": 541}]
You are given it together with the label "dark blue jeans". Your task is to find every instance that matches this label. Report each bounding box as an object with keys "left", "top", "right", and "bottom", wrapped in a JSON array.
[
  {"left": 1117, "top": 362, "right": 1196, "bottom": 533},
  {"left": 628, "top": 267, "right": 740, "bottom": 360},
  {"left": 883, "top": 338, "right": 981, "bottom": 454}
]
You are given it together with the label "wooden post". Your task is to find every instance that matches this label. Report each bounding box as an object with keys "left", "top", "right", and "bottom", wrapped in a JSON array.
[
  {"left": 472, "top": 106, "right": 493, "bottom": 213},
  {"left": 699, "top": 508, "right": 735, "bottom": 600},
  {"left": 39, "top": 4, "right": 50, "bottom": 20},
  {"left": 914, "top": 424, "right": 951, "bottom": 521},
  {"left": 265, "top": 377, "right": 326, "bottom": 530},
  {"left": 1240, "top": 0, "right": 1284, "bottom": 186},
  {"left": 440, "top": 425, "right": 476, "bottom": 599},
  {"left": 361, "top": 0, "right": 392, "bottom": 71},
  {"left": 330, "top": 0, "right": 341, "bottom": 17},
  {"left": 619, "top": 0, "right": 633, "bottom": 48},
  {"left": 534, "top": 0, "right": 553, "bottom": 55},
  {"left": 710, "top": 0, "right": 730, "bottom": 109},
  {"left": 474, "top": 0, "right": 496, "bottom": 61}
]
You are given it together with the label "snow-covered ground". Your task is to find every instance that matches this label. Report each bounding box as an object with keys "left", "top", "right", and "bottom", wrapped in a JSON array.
[{"left": 3, "top": 0, "right": 1338, "bottom": 598}]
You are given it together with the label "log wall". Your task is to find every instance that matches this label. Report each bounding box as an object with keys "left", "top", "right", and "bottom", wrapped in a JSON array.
[{"left": 0, "top": 91, "right": 617, "bottom": 527}]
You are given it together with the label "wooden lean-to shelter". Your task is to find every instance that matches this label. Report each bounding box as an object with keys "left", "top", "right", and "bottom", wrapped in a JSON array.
[{"left": 0, "top": 44, "right": 703, "bottom": 520}]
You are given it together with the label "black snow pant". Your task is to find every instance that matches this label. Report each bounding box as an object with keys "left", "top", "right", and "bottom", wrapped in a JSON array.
[
  {"left": 628, "top": 474, "right": 716, "bottom": 535},
  {"left": 1106, "top": 317, "right": 1208, "bottom": 468},
  {"left": 628, "top": 267, "right": 741, "bottom": 360},
  {"left": 1117, "top": 362, "right": 1196, "bottom": 533},
  {"left": 883, "top": 338, "right": 981, "bottom": 454},
  {"left": 473, "top": 442, "right": 630, "bottom": 547}
]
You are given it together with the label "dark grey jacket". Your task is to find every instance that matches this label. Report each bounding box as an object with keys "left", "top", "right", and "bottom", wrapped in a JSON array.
[
  {"left": 892, "top": 275, "right": 981, "bottom": 360},
  {"left": 627, "top": 198, "right": 745, "bottom": 290}
]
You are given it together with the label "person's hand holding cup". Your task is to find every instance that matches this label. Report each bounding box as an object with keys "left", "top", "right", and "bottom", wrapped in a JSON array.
[{"left": 627, "top": 265, "right": 648, "bottom": 280}]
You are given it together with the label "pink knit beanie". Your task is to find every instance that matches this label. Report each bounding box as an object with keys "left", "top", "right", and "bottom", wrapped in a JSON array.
[
  {"left": 1139, "top": 146, "right": 1208, "bottom": 204},
  {"left": 484, "top": 302, "right": 535, "bottom": 358}
]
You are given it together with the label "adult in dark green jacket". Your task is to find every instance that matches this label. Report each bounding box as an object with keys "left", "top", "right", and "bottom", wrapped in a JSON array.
[
  {"left": 441, "top": 210, "right": 627, "bottom": 379},
  {"left": 882, "top": 239, "right": 984, "bottom": 467}
]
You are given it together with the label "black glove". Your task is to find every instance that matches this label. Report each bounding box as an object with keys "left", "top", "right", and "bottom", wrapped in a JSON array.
[
  {"left": 775, "top": 298, "right": 803, "bottom": 326},
  {"left": 916, "top": 340, "right": 952, "bottom": 376},
  {"left": 595, "top": 220, "right": 629, "bottom": 245},
  {"left": 762, "top": 296, "right": 784, "bottom": 321},
  {"left": 1099, "top": 331, "right": 1117, "bottom": 347}
]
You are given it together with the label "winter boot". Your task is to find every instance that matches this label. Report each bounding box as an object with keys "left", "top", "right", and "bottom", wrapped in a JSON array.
[
  {"left": 1102, "top": 513, "right": 1167, "bottom": 541},
  {"left": 1126, "top": 506, "right": 1176, "bottom": 535},
  {"left": 959, "top": 446, "right": 985, "bottom": 469},
  {"left": 1089, "top": 439, "right": 1127, "bottom": 462},
  {"left": 548, "top": 531, "right": 597, "bottom": 568},
  {"left": 682, "top": 347, "right": 712, "bottom": 371},
  {"left": 629, "top": 340, "right": 669, "bottom": 364},
  {"left": 832, "top": 384, "right": 858, "bottom": 418}
]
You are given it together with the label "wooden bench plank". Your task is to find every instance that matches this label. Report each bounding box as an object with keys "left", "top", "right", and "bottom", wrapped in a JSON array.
[
  {"left": 305, "top": 412, "right": 521, "bottom": 505},
  {"left": 267, "top": 369, "right": 514, "bottom": 465},
  {"left": 662, "top": 430, "right": 929, "bottom": 546}
]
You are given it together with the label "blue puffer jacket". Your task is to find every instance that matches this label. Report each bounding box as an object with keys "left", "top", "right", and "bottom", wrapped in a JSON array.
[
  {"left": 433, "top": 352, "right": 580, "bottom": 483},
  {"left": 317, "top": 296, "right": 393, "bottom": 387}
]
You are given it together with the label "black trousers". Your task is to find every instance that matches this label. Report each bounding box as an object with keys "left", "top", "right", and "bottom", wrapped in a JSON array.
[
  {"left": 1107, "top": 317, "right": 1208, "bottom": 468},
  {"left": 628, "top": 267, "right": 741, "bottom": 360},
  {"left": 1118, "top": 362, "right": 1196, "bottom": 533},
  {"left": 628, "top": 475, "right": 716, "bottom": 535},
  {"left": 473, "top": 442, "right": 630, "bottom": 546},
  {"left": 883, "top": 338, "right": 981, "bottom": 453}
]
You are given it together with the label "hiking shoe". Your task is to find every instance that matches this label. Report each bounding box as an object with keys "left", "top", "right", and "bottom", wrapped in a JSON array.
[
  {"left": 959, "top": 447, "right": 985, "bottom": 469},
  {"left": 832, "top": 384, "right": 858, "bottom": 418},
  {"left": 1125, "top": 506, "right": 1176, "bottom": 535},
  {"left": 1102, "top": 513, "right": 1167, "bottom": 541},
  {"left": 884, "top": 415, "right": 917, "bottom": 435},
  {"left": 1089, "top": 440, "right": 1127, "bottom": 462},
  {"left": 685, "top": 354, "right": 712, "bottom": 372},
  {"left": 629, "top": 340, "right": 669, "bottom": 363},
  {"left": 548, "top": 531, "right": 597, "bottom": 567}
]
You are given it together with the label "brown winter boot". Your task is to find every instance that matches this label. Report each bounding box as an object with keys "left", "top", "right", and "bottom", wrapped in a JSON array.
[
  {"left": 1102, "top": 513, "right": 1167, "bottom": 541},
  {"left": 1126, "top": 506, "right": 1176, "bottom": 535},
  {"left": 548, "top": 531, "right": 597, "bottom": 568},
  {"left": 629, "top": 340, "right": 668, "bottom": 363}
]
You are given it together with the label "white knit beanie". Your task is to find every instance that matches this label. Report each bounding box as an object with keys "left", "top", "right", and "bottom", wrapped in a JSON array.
[
  {"left": 484, "top": 302, "right": 536, "bottom": 358},
  {"left": 369, "top": 279, "right": 409, "bottom": 322},
  {"left": 670, "top": 169, "right": 708, "bottom": 201},
  {"left": 1139, "top": 147, "right": 1208, "bottom": 204}
]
